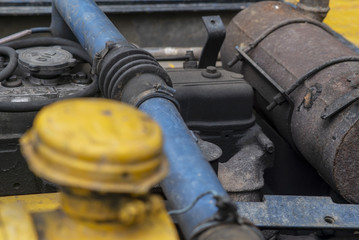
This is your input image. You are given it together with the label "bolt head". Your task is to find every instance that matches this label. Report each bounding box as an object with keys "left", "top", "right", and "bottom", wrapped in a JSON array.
[
  {"left": 75, "top": 72, "right": 87, "bottom": 79},
  {"left": 2, "top": 75, "right": 22, "bottom": 88},
  {"left": 206, "top": 66, "right": 217, "bottom": 74},
  {"left": 72, "top": 72, "right": 91, "bottom": 84},
  {"left": 8, "top": 75, "right": 17, "bottom": 82},
  {"left": 202, "top": 66, "right": 221, "bottom": 78}
]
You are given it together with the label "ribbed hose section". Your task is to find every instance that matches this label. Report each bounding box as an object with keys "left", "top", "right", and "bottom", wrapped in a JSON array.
[{"left": 98, "top": 47, "right": 172, "bottom": 99}]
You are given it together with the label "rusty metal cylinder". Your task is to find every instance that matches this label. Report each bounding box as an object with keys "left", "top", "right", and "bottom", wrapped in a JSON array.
[{"left": 221, "top": 1, "right": 359, "bottom": 203}]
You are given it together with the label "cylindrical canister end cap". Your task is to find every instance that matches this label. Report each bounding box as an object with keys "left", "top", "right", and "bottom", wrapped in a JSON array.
[{"left": 20, "top": 98, "right": 168, "bottom": 194}]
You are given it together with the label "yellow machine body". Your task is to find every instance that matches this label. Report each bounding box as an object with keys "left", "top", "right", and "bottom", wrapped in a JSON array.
[
  {"left": 0, "top": 98, "right": 178, "bottom": 240},
  {"left": 0, "top": 198, "right": 177, "bottom": 240}
]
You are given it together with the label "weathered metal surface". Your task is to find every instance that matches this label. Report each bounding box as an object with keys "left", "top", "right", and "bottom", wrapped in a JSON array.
[
  {"left": 321, "top": 88, "right": 359, "bottom": 119},
  {"left": 236, "top": 195, "right": 359, "bottom": 229},
  {"left": 0, "top": 1, "right": 265, "bottom": 15},
  {"left": 53, "top": 0, "right": 127, "bottom": 58},
  {"left": 218, "top": 124, "right": 274, "bottom": 202},
  {"left": 139, "top": 98, "right": 229, "bottom": 240},
  {"left": 197, "top": 224, "right": 264, "bottom": 240},
  {"left": 221, "top": 1, "right": 359, "bottom": 203},
  {"left": 196, "top": 135, "right": 223, "bottom": 162},
  {"left": 234, "top": 47, "right": 291, "bottom": 112},
  {"left": 198, "top": 16, "right": 226, "bottom": 68},
  {"left": 4, "top": 193, "right": 359, "bottom": 231}
]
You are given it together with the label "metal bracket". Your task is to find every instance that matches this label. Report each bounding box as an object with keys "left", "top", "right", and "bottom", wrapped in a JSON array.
[
  {"left": 241, "top": 18, "right": 335, "bottom": 53},
  {"left": 198, "top": 16, "right": 226, "bottom": 68},
  {"left": 236, "top": 195, "right": 359, "bottom": 229},
  {"left": 321, "top": 88, "right": 359, "bottom": 119},
  {"left": 235, "top": 46, "right": 293, "bottom": 110},
  {"left": 237, "top": 45, "right": 359, "bottom": 112}
]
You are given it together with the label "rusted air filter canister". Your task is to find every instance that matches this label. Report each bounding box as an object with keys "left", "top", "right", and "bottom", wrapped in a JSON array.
[{"left": 221, "top": 1, "right": 359, "bottom": 203}]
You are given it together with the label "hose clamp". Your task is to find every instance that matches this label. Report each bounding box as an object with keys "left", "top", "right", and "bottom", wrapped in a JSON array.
[{"left": 131, "top": 84, "right": 180, "bottom": 110}]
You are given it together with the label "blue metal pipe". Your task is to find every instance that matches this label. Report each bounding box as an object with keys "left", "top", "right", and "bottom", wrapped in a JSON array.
[
  {"left": 139, "top": 98, "right": 229, "bottom": 239},
  {"left": 53, "top": 0, "right": 127, "bottom": 58},
  {"left": 52, "top": 1, "right": 230, "bottom": 238}
]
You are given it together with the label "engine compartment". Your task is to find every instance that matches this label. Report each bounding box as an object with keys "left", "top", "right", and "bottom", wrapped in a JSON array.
[{"left": 0, "top": 0, "right": 358, "bottom": 239}]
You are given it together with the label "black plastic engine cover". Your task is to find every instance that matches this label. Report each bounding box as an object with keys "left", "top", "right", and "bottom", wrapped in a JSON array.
[{"left": 169, "top": 68, "right": 255, "bottom": 132}]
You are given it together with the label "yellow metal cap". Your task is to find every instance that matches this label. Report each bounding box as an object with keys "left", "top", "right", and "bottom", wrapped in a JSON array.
[{"left": 20, "top": 98, "right": 168, "bottom": 193}]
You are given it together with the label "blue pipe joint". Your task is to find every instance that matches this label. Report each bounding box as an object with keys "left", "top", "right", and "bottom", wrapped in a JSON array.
[
  {"left": 139, "top": 98, "right": 229, "bottom": 239},
  {"left": 53, "top": 0, "right": 127, "bottom": 58}
]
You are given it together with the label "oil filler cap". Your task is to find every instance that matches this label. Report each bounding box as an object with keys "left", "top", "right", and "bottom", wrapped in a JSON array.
[
  {"left": 20, "top": 98, "right": 168, "bottom": 193},
  {"left": 18, "top": 46, "right": 76, "bottom": 78}
]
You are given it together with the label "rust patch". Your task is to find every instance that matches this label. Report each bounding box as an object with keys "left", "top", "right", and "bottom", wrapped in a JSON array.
[
  {"left": 298, "top": 83, "right": 322, "bottom": 110},
  {"left": 333, "top": 119, "right": 359, "bottom": 203}
]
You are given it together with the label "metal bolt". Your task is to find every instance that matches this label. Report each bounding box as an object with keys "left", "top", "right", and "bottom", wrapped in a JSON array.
[
  {"left": 9, "top": 75, "right": 21, "bottom": 83},
  {"left": 206, "top": 66, "right": 217, "bottom": 74},
  {"left": 185, "top": 50, "right": 196, "bottom": 61},
  {"left": 2, "top": 75, "right": 22, "bottom": 88},
  {"left": 8, "top": 75, "right": 17, "bottom": 81},
  {"left": 72, "top": 72, "right": 91, "bottom": 84},
  {"left": 183, "top": 51, "right": 198, "bottom": 69},
  {"left": 202, "top": 66, "right": 221, "bottom": 78},
  {"left": 75, "top": 72, "right": 87, "bottom": 79}
]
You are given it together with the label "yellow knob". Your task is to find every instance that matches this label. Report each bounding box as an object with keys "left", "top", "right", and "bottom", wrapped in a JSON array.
[{"left": 20, "top": 98, "right": 168, "bottom": 193}]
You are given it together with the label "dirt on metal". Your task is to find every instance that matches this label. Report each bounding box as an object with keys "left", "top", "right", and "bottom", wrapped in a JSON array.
[{"left": 221, "top": 1, "right": 359, "bottom": 203}]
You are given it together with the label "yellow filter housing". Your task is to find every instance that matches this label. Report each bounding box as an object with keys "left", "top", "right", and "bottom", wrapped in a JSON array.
[{"left": 20, "top": 98, "right": 168, "bottom": 194}]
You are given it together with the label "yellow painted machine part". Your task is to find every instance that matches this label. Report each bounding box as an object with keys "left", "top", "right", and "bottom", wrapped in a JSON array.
[
  {"left": 32, "top": 98, "right": 163, "bottom": 164},
  {"left": 11, "top": 98, "right": 179, "bottom": 240},
  {"left": 39, "top": 207, "right": 178, "bottom": 240},
  {"left": 0, "top": 198, "right": 179, "bottom": 240},
  {"left": 284, "top": 0, "right": 359, "bottom": 46},
  {"left": 20, "top": 98, "right": 168, "bottom": 194},
  {"left": 0, "top": 193, "right": 60, "bottom": 212},
  {"left": 0, "top": 189, "right": 179, "bottom": 240},
  {"left": 0, "top": 203, "right": 38, "bottom": 240}
]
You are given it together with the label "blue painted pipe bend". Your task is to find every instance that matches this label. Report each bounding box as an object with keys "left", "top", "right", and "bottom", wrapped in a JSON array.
[
  {"left": 53, "top": 0, "right": 127, "bottom": 58},
  {"left": 140, "top": 98, "right": 229, "bottom": 239}
]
